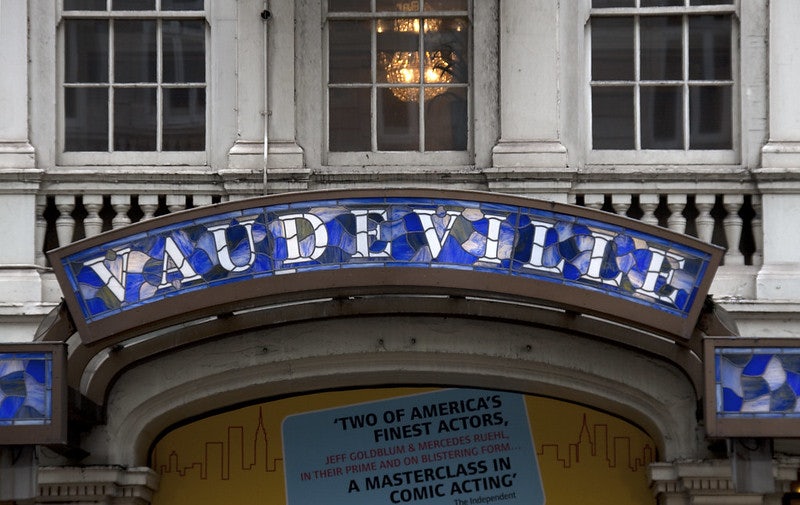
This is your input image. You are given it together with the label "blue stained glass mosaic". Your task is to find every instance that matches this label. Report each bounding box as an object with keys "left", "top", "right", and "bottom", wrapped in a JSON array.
[
  {"left": 57, "top": 197, "right": 715, "bottom": 325},
  {"left": 716, "top": 348, "right": 800, "bottom": 418},
  {"left": 0, "top": 352, "right": 53, "bottom": 426}
]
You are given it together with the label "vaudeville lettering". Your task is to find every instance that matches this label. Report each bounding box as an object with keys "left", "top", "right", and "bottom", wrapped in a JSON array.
[{"left": 65, "top": 199, "right": 709, "bottom": 322}]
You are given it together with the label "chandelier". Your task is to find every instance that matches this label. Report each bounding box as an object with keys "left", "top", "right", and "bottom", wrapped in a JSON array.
[
  {"left": 380, "top": 49, "right": 454, "bottom": 102},
  {"left": 377, "top": 8, "right": 455, "bottom": 103}
]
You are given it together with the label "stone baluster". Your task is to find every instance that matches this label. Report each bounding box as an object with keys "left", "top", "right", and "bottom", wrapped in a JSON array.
[
  {"left": 111, "top": 195, "right": 132, "bottom": 229},
  {"left": 751, "top": 195, "right": 763, "bottom": 266},
  {"left": 166, "top": 195, "right": 186, "bottom": 215},
  {"left": 54, "top": 195, "right": 76, "bottom": 247},
  {"left": 583, "top": 194, "right": 605, "bottom": 211},
  {"left": 723, "top": 194, "right": 745, "bottom": 266},
  {"left": 611, "top": 194, "right": 631, "bottom": 217},
  {"left": 667, "top": 194, "right": 687, "bottom": 234},
  {"left": 139, "top": 194, "right": 159, "bottom": 221},
  {"left": 83, "top": 195, "right": 104, "bottom": 238},
  {"left": 639, "top": 194, "right": 659, "bottom": 227},
  {"left": 34, "top": 196, "right": 47, "bottom": 266},
  {"left": 193, "top": 195, "right": 213, "bottom": 208},
  {"left": 694, "top": 195, "right": 716, "bottom": 244}
]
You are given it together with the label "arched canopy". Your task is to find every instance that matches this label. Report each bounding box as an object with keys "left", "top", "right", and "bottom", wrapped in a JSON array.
[{"left": 36, "top": 190, "right": 727, "bottom": 464}]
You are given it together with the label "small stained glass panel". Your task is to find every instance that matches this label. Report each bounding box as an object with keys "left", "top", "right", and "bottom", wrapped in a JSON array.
[
  {"left": 715, "top": 348, "right": 800, "bottom": 417},
  {"left": 0, "top": 352, "right": 53, "bottom": 426}
]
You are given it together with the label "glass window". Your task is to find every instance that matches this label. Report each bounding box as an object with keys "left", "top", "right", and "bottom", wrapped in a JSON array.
[
  {"left": 62, "top": 1, "right": 206, "bottom": 153},
  {"left": 327, "top": 0, "right": 469, "bottom": 153},
  {"left": 589, "top": 0, "right": 734, "bottom": 151}
]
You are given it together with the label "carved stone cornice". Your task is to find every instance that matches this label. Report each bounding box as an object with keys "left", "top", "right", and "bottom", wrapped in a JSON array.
[{"left": 37, "top": 466, "right": 159, "bottom": 505}]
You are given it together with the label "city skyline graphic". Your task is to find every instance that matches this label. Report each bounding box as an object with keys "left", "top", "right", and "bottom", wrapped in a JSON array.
[{"left": 152, "top": 407, "right": 655, "bottom": 480}]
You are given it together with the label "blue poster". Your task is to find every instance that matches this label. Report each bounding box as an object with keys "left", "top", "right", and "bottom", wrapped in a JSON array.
[{"left": 282, "top": 388, "right": 545, "bottom": 504}]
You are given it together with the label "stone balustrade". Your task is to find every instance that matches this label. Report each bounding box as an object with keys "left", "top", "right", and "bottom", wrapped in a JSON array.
[{"left": 35, "top": 190, "right": 761, "bottom": 302}]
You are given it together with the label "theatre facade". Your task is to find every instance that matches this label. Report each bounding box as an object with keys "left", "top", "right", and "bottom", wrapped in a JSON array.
[{"left": 3, "top": 1, "right": 800, "bottom": 504}]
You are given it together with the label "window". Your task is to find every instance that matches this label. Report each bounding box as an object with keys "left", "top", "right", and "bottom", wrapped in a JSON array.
[
  {"left": 589, "top": 0, "right": 735, "bottom": 153},
  {"left": 61, "top": 0, "right": 206, "bottom": 161},
  {"left": 326, "top": 0, "right": 469, "bottom": 161}
]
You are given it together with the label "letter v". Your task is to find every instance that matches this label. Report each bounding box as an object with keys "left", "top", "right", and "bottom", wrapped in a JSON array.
[
  {"left": 413, "top": 209, "right": 462, "bottom": 259},
  {"left": 82, "top": 248, "right": 132, "bottom": 303}
]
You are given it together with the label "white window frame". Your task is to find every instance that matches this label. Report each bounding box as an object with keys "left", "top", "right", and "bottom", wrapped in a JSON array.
[
  {"left": 57, "top": 1, "right": 209, "bottom": 167},
  {"left": 322, "top": 1, "right": 474, "bottom": 168},
  {"left": 586, "top": 0, "right": 740, "bottom": 166}
]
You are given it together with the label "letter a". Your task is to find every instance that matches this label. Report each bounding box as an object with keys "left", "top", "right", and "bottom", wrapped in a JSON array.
[
  {"left": 348, "top": 480, "right": 361, "bottom": 493},
  {"left": 158, "top": 237, "right": 201, "bottom": 290}
]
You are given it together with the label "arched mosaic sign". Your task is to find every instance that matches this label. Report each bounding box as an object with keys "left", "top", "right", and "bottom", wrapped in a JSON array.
[{"left": 48, "top": 190, "right": 722, "bottom": 344}]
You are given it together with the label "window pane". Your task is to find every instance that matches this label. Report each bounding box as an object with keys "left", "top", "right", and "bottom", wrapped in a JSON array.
[
  {"left": 163, "top": 88, "right": 205, "bottom": 150},
  {"left": 65, "top": 20, "right": 108, "bottom": 83},
  {"left": 329, "top": 88, "right": 371, "bottom": 151},
  {"left": 378, "top": 19, "right": 420, "bottom": 86},
  {"left": 377, "top": 88, "right": 419, "bottom": 150},
  {"left": 691, "top": 0, "right": 733, "bottom": 5},
  {"left": 162, "top": 0, "right": 204, "bottom": 9},
  {"left": 377, "top": 0, "right": 418, "bottom": 11},
  {"left": 592, "top": 86, "right": 634, "bottom": 149},
  {"left": 64, "top": 0, "right": 106, "bottom": 9},
  {"left": 425, "top": 88, "right": 466, "bottom": 151},
  {"left": 592, "top": 0, "right": 634, "bottom": 7},
  {"left": 114, "top": 88, "right": 156, "bottom": 150},
  {"left": 330, "top": 20, "right": 371, "bottom": 84},
  {"left": 114, "top": 20, "right": 157, "bottom": 83},
  {"left": 112, "top": 0, "right": 154, "bottom": 9},
  {"left": 641, "top": 16, "right": 682, "bottom": 80},
  {"left": 329, "top": 0, "right": 370, "bottom": 12},
  {"left": 690, "top": 85, "right": 731, "bottom": 149},
  {"left": 65, "top": 88, "right": 108, "bottom": 151},
  {"left": 641, "top": 86, "right": 683, "bottom": 149},
  {"left": 641, "top": 0, "right": 683, "bottom": 6},
  {"left": 163, "top": 20, "right": 205, "bottom": 83},
  {"left": 424, "top": 0, "right": 467, "bottom": 10},
  {"left": 592, "top": 17, "right": 634, "bottom": 81},
  {"left": 689, "top": 15, "right": 731, "bottom": 80},
  {"left": 425, "top": 17, "right": 468, "bottom": 84}
]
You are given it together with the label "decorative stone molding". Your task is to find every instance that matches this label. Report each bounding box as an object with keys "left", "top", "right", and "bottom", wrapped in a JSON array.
[
  {"left": 649, "top": 460, "right": 785, "bottom": 504},
  {"left": 37, "top": 466, "right": 159, "bottom": 505}
]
